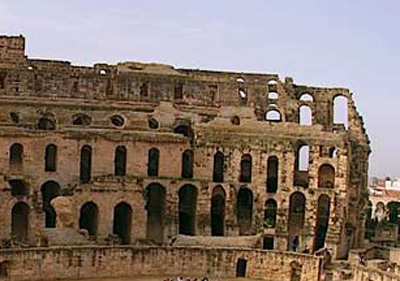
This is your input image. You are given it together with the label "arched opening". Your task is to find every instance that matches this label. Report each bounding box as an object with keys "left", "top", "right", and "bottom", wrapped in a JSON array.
[
  {"left": 181, "top": 149, "right": 194, "bottom": 179},
  {"left": 231, "top": 116, "right": 240, "bottom": 125},
  {"left": 174, "top": 83, "right": 183, "bottom": 100},
  {"left": 45, "top": 144, "right": 57, "bottom": 172},
  {"left": 239, "top": 154, "right": 252, "bottom": 183},
  {"left": 113, "top": 202, "right": 132, "bottom": 244},
  {"left": 264, "top": 199, "right": 277, "bottom": 228},
  {"left": 110, "top": 115, "right": 125, "bottom": 127},
  {"left": 294, "top": 144, "right": 309, "bottom": 188},
  {"left": 236, "top": 258, "right": 247, "bottom": 277},
  {"left": 80, "top": 145, "right": 92, "bottom": 183},
  {"left": 299, "top": 105, "right": 312, "bottom": 125},
  {"left": 146, "top": 183, "right": 166, "bottom": 243},
  {"left": 9, "top": 180, "right": 28, "bottom": 196},
  {"left": 314, "top": 194, "right": 331, "bottom": 251},
  {"left": 333, "top": 95, "right": 348, "bottom": 128},
  {"left": 267, "top": 156, "right": 278, "bottom": 193},
  {"left": 178, "top": 184, "right": 197, "bottom": 235},
  {"left": 364, "top": 201, "right": 375, "bottom": 239},
  {"left": 37, "top": 117, "right": 56, "bottom": 130},
  {"left": 10, "top": 111, "right": 19, "bottom": 124},
  {"left": 318, "top": 164, "right": 335, "bottom": 188},
  {"left": 174, "top": 124, "right": 193, "bottom": 138},
  {"left": 288, "top": 192, "right": 306, "bottom": 252},
  {"left": 148, "top": 118, "right": 159, "bottom": 129},
  {"left": 72, "top": 114, "right": 91, "bottom": 126},
  {"left": 213, "top": 151, "right": 224, "bottom": 183},
  {"left": 140, "top": 82, "right": 149, "bottom": 97},
  {"left": 11, "top": 202, "right": 29, "bottom": 242},
  {"left": 238, "top": 88, "right": 247, "bottom": 106},
  {"left": 41, "top": 181, "right": 61, "bottom": 228},
  {"left": 268, "top": 79, "right": 277, "bottom": 86},
  {"left": 265, "top": 110, "right": 282, "bottom": 122},
  {"left": 268, "top": 91, "right": 279, "bottom": 100},
  {"left": 263, "top": 236, "right": 274, "bottom": 250},
  {"left": 9, "top": 143, "right": 23, "bottom": 167},
  {"left": 211, "top": 186, "right": 226, "bottom": 236},
  {"left": 299, "top": 93, "right": 314, "bottom": 102},
  {"left": 237, "top": 188, "right": 253, "bottom": 235},
  {"left": 148, "top": 148, "right": 159, "bottom": 177},
  {"left": 375, "top": 202, "right": 386, "bottom": 222},
  {"left": 79, "top": 202, "right": 98, "bottom": 236},
  {"left": 114, "top": 146, "right": 127, "bottom": 176},
  {"left": 0, "top": 261, "right": 9, "bottom": 278},
  {"left": 388, "top": 201, "right": 400, "bottom": 234}
]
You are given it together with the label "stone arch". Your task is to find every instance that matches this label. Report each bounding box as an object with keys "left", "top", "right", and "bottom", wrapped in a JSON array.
[
  {"left": 213, "top": 151, "right": 224, "bottom": 183},
  {"left": 299, "top": 93, "right": 314, "bottom": 102},
  {"left": 288, "top": 192, "right": 306, "bottom": 251},
  {"left": 37, "top": 116, "right": 56, "bottom": 130},
  {"left": 239, "top": 154, "right": 252, "bottom": 183},
  {"left": 267, "top": 156, "right": 278, "bottom": 193},
  {"left": 237, "top": 187, "right": 253, "bottom": 235},
  {"left": 79, "top": 202, "right": 98, "bottom": 236},
  {"left": 333, "top": 95, "right": 348, "bottom": 128},
  {"left": 41, "top": 181, "right": 61, "bottom": 228},
  {"left": 9, "top": 143, "right": 23, "bottom": 166},
  {"left": 11, "top": 202, "right": 29, "bottom": 242},
  {"left": 146, "top": 183, "right": 166, "bottom": 243},
  {"left": 178, "top": 184, "right": 198, "bottom": 235},
  {"left": 181, "top": 149, "right": 194, "bottom": 179},
  {"left": 299, "top": 105, "right": 312, "bottom": 125},
  {"left": 318, "top": 164, "right": 335, "bottom": 188},
  {"left": 314, "top": 194, "right": 331, "bottom": 251},
  {"left": 113, "top": 202, "right": 132, "bottom": 244},
  {"left": 72, "top": 113, "right": 91, "bottom": 126},
  {"left": 45, "top": 144, "right": 57, "bottom": 172},
  {"left": 148, "top": 148, "right": 160, "bottom": 177},
  {"left": 294, "top": 144, "right": 310, "bottom": 188},
  {"left": 80, "top": 145, "right": 92, "bottom": 183},
  {"left": 264, "top": 199, "right": 277, "bottom": 228},
  {"left": 265, "top": 109, "right": 282, "bottom": 122},
  {"left": 173, "top": 122, "right": 193, "bottom": 138},
  {"left": 9, "top": 180, "right": 29, "bottom": 196},
  {"left": 211, "top": 185, "right": 226, "bottom": 236},
  {"left": 114, "top": 145, "right": 127, "bottom": 176}
]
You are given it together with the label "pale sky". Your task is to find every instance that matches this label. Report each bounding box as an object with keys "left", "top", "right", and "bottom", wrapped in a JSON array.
[{"left": 0, "top": 0, "right": 398, "bottom": 177}]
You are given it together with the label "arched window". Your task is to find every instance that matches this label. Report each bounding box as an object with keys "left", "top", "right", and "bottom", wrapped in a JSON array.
[
  {"left": 113, "top": 202, "right": 132, "bottom": 244},
  {"left": 11, "top": 202, "right": 30, "bottom": 242},
  {"left": 314, "top": 195, "right": 331, "bottom": 251},
  {"left": 45, "top": 144, "right": 57, "bottom": 172},
  {"left": 148, "top": 148, "right": 159, "bottom": 177},
  {"left": 318, "top": 164, "right": 335, "bottom": 188},
  {"left": 114, "top": 146, "right": 127, "bottom": 176},
  {"left": 146, "top": 183, "right": 166, "bottom": 243},
  {"left": 268, "top": 79, "right": 277, "bottom": 86},
  {"left": 80, "top": 145, "right": 92, "bottom": 183},
  {"left": 174, "top": 124, "right": 193, "bottom": 138},
  {"left": 299, "top": 105, "right": 312, "bottom": 126},
  {"left": 41, "top": 181, "right": 61, "bottom": 228},
  {"left": 239, "top": 154, "right": 252, "bottom": 183},
  {"left": 178, "top": 184, "right": 198, "bottom": 235},
  {"left": 79, "top": 202, "right": 98, "bottom": 236},
  {"left": 37, "top": 117, "right": 56, "bottom": 130},
  {"left": 288, "top": 192, "right": 306, "bottom": 252},
  {"left": 264, "top": 199, "right": 277, "bottom": 228},
  {"left": 213, "top": 151, "right": 224, "bottom": 183},
  {"left": 181, "top": 150, "right": 194, "bottom": 179},
  {"left": 333, "top": 95, "right": 348, "bottom": 128},
  {"left": 297, "top": 145, "right": 309, "bottom": 172},
  {"left": 72, "top": 114, "right": 91, "bottom": 126},
  {"left": 299, "top": 93, "right": 313, "bottom": 102},
  {"left": 211, "top": 186, "right": 226, "bottom": 236},
  {"left": 9, "top": 143, "right": 23, "bottom": 166},
  {"left": 237, "top": 188, "right": 253, "bottom": 235},
  {"left": 9, "top": 180, "right": 28, "bottom": 196},
  {"left": 267, "top": 156, "right": 278, "bottom": 193},
  {"left": 265, "top": 110, "right": 282, "bottom": 122}
]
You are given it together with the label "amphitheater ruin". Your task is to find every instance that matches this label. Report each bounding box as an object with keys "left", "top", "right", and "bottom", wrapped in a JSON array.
[{"left": 0, "top": 34, "right": 389, "bottom": 281}]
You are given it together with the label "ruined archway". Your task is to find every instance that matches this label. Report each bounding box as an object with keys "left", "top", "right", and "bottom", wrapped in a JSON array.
[
  {"left": 11, "top": 202, "right": 29, "bottom": 242},
  {"left": 41, "top": 181, "right": 61, "bottom": 228},
  {"left": 146, "top": 183, "right": 166, "bottom": 243},
  {"left": 318, "top": 164, "right": 335, "bottom": 188},
  {"left": 266, "top": 156, "right": 278, "bottom": 193},
  {"left": 211, "top": 185, "right": 226, "bottom": 236},
  {"left": 79, "top": 202, "right": 98, "bottom": 236},
  {"left": 237, "top": 187, "right": 253, "bottom": 235},
  {"left": 178, "top": 184, "right": 197, "bottom": 235},
  {"left": 314, "top": 194, "right": 331, "bottom": 251},
  {"left": 213, "top": 151, "right": 224, "bottom": 183},
  {"left": 264, "top": 199, "right": 277, "bottom": 228},
  {"left": 113, "top": 202, "right": 132, "bottom": 244},
  {"left": 9, "top": 143, "right": 23, "bottom": 167},
  {"left": 288, "top": 192, "right": 306, "bottom": 251}
]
